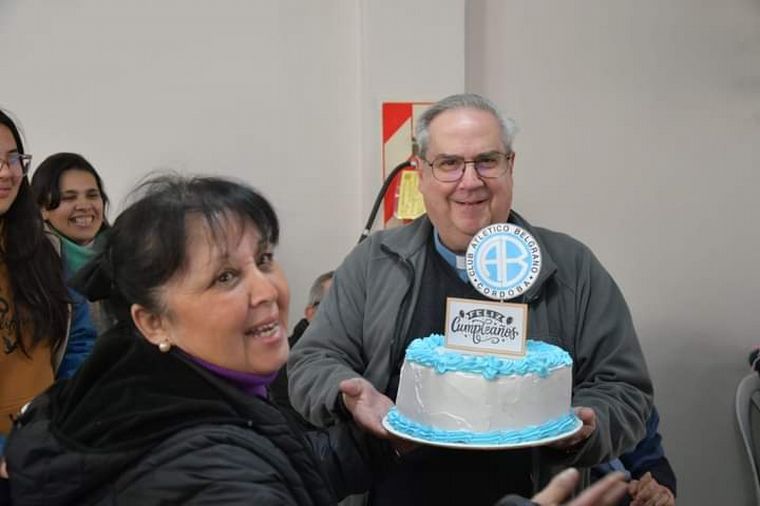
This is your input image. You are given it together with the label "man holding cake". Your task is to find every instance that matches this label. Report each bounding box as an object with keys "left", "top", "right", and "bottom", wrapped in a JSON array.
[{"left": 288, "top": 94, "right": 654, "bottom": 505}]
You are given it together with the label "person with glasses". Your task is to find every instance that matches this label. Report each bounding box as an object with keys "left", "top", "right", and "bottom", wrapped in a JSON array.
[
  {"left": 0, "top": 110, "right": 70, "bottom": 453},
  {"left": 288, "top": 94, "right": 653, "bottom": 505}
]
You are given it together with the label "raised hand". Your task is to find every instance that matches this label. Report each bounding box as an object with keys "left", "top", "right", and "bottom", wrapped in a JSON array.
[
  {"left": 532, "top": 468, "right": 627, "bottom": 506},
  {"left": 339, "top": 377, "right": 394, "bottom": 438}
]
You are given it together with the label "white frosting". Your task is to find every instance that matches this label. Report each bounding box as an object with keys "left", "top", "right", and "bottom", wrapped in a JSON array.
[{"left": 395, "top": 360, "right": 572, "bottom": 433}]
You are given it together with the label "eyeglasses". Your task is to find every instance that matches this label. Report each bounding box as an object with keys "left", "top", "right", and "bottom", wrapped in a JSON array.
[
  {"left": 422, "top": 152, "right": 514, "bottom": 183},
  {"left": 0, "top": 153, "right": 32, "bottom": 176}
]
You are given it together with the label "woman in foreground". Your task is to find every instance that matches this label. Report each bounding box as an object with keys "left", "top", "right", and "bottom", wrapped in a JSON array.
[
  {"left": 3, "top": 174, "right": 627, "bottom": 506},
  {"left": 5, "top": 175, "right": 366, "bottom": 504}
]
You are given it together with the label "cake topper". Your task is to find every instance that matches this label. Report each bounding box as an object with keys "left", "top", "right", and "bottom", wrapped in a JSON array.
[
  {"left": 465, "top": 223, "right": 542, "bottom": 301},
  {"left": 444, "top": 223, "right": 543, "bottom": 357}
]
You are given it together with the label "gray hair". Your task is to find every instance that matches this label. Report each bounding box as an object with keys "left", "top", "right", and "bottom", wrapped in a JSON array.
[
  {"left": 414, "top": 94, "right": 518, "bottom": 159},
  {"left": 307, "top": 270, "right": 334, "bottom": 307}
]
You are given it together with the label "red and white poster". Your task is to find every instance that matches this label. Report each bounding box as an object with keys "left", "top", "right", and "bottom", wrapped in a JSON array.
[{"left": 381, "top": 101, "right": 431, "bottom": 228}]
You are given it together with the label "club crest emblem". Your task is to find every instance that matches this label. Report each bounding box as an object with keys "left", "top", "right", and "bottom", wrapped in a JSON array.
[{"left": 466, "top": 223, "right": 542, "bottom": 301}]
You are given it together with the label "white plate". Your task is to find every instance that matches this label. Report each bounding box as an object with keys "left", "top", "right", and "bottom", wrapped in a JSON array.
[{"left": 382, "top": 415, "right": 583, "bottom": 450}]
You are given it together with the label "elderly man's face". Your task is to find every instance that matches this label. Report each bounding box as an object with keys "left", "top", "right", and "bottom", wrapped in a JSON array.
[{"left": 417, "top": 107, "right": 514, "bottom": 252}]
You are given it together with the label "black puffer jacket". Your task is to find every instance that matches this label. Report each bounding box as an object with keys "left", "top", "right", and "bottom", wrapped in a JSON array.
[{"left": 5, "top": 324, "right": 368, "bottom": 505}]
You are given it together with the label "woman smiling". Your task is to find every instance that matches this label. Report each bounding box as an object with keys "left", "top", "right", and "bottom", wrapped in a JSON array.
[
  {"left": 3, "top": 175, "right": 367, "bottom": 505},
  {"left": 0, "top": 111, "right": 70, "bottom": 453},
  {"left": 32, "top": 153, "right": 108, "bottom": 247},
  {"left": 31, "top": 153, "right": 113, "bottom": 335}
]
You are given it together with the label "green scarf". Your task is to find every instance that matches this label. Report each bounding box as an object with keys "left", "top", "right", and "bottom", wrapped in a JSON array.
[{"left": 51, "top": 228, "right": 106, "bottom": 278}]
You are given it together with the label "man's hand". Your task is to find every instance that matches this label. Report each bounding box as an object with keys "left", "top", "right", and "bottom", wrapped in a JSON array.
[
  {"left": 0, "top": 459, "right": 7, "bottom": 479},
  {"left": 532, "top": 468, "right": 627, "bottom": 506},
  {"left": 629, "top": 472, "right": 675, "bottom": 506},
  {"left": 549, "top": 407, "right": 597, "bottom": 451},
  {"left": 339, "top": 377, "right": 394, "bottom": 438}
]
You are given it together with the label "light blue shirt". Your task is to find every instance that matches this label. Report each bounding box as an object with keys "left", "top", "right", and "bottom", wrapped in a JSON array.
[{"left": 433, "top": 230, "right": 469, "bottom": 283}]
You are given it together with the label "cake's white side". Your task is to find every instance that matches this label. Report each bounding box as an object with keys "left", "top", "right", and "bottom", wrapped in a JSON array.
[{"left": 395, "top": 360, "right": 572, "bottom": 433}]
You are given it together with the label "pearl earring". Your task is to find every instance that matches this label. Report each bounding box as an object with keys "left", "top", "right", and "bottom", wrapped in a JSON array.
[{"left": 158, "top": 340, "right": 172, "bottom": 353}]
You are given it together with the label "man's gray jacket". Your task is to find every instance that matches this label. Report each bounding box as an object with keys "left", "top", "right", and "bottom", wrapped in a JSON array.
[{"left": 288, "top": 211, "right": 653, "bottom": 483}]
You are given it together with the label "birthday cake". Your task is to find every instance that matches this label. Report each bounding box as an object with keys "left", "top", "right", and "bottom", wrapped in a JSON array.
[{"left": 385, "top": 334, "right": 579, "bottom": 446}]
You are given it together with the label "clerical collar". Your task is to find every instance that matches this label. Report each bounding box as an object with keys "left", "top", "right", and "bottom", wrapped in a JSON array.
[{"left": 433, "top": 230, "right": 469, "bottom": 283}]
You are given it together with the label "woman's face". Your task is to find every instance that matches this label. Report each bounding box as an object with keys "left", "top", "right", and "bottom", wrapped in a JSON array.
[
  {"left": 42, "top": 169, "right": 104, "bottom": 245},
  {"left": 0, "top": 125, "right": 23, "bottom": 216},
  {"left": 152, "top": 216, "right": 290, "bottom": 375}
]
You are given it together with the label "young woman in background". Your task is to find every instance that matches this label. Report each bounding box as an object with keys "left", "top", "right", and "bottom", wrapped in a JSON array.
[{"left": 32, "top": 153, "right": 112, "bottom": 335}]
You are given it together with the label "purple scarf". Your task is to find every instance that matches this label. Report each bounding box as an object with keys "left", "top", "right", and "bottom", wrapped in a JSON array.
[{"left": 184, "top": 352, "right": 278, "bottom": 399}]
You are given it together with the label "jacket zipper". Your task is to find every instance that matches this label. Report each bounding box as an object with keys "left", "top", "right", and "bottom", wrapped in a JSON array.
[{"left": 381, "top": 245, "right": 415, "bottom": 395}]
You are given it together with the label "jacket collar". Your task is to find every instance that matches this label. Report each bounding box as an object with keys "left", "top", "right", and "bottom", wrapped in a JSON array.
[{"left": 378, "top": 214, "right": 432, "bottom": 260}]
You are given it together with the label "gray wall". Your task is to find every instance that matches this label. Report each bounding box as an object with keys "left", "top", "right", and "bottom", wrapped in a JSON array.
[{"left": 466, "top": 1, "right": 760, "bottom": 504}]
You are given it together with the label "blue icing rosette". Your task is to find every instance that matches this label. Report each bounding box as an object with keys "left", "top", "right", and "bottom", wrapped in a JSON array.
[{"left": 404, "top": 334, "right": 572, "bottom": 380}]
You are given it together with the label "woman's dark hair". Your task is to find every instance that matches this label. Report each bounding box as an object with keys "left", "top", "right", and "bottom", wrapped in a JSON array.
[
  {"left": 0, "top": 110, "right": 69, "bottom": 353},
  {"left": 76, "top": 174, "right": 279, "bottom": 324},
  {"left": 30, "top": 152, "right": 110, "bottom": 231}
]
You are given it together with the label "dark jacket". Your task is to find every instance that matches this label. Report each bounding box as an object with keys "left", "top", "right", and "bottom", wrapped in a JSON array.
[
  {"left": 5, "top": 323, "right": 368, "bottom": 505},
  {"left": 270, "top": 318, "right": 315, "bottom": 430}
]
